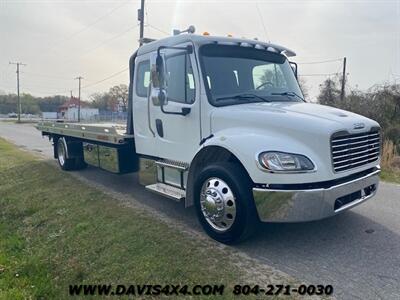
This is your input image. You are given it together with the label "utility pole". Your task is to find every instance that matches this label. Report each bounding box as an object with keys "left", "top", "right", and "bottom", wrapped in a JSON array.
[
  {"left": 340, "top": 57, "right": 347, "bottom": 101},
  {"left": 138, "top": 0, "right": 145, "bottom": 46},
  {"left": 9, "top": 61, "right": 26, "bottom": 122},
  {"left": 75, "top": 76, "right": 83, "bottom": 122}
]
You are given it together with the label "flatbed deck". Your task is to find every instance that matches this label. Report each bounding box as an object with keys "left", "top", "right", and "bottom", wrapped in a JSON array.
[{"left": 36, "top": 121, "right": 133, "bottom": 145}]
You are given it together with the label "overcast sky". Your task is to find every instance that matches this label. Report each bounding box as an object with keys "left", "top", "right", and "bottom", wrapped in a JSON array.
[{"left": 1, "top": 0, "right": 399, "bottom": 101}]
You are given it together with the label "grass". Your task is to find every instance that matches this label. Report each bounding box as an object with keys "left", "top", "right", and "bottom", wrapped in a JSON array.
[
  {"left": 0, "top": 139, "right": 267, "bottom": 299},
  {"left": 381, "top": 168, "right": 400, "bottom": 184},
  {"left": 380, "top": 140, "right": 400, "bottom": 184}
]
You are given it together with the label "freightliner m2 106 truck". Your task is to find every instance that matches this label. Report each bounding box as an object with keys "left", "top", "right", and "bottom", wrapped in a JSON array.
[{"left": 37, "top": 31, "right": 381, "bottom": 243}]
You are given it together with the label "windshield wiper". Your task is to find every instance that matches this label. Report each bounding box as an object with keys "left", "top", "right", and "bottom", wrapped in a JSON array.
[
  {"left": 215, "top": 93, "right": 271, "bottom": 102},
  {"left": 271, "top": 91, "right": 305, "bottom": 102}
]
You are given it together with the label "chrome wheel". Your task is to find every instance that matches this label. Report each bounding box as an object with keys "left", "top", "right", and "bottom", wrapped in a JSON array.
[
  {"left": 57, "top": 141, "right": 66, "bottom": 166},
  {"left": 200, "top": 177, "right": 237, "bottom": 232}
]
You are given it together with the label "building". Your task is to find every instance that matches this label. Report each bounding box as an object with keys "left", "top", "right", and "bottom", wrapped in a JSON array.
[
  {"left": 41, "top": 112, "right": 58, "bottom": 119},
  {"left": 58, "top": 96, "right": 99, "bottom": 121},
  {"left": 58, "top": 96, "right": 82, "bottom": 118},
  {"left": 64, "top": 107, "right": 99, "bottom": 121}
]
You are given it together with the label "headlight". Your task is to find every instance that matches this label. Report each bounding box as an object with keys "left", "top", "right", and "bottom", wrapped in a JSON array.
[{"left": 258, "top": 151, "right": 315, "bottom": 172}]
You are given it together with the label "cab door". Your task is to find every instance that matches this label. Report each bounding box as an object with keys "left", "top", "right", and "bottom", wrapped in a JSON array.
[
  {"left": 150, "top": 43, "right": 201, "bottom": 163},
  {"left": 132, "top": 55, "right": 157, "bottom": 157}
]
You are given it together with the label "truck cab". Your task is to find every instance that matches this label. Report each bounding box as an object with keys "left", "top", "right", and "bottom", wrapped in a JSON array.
[{"left": 37, "top": 32, "right": 381, "bottom": 244}]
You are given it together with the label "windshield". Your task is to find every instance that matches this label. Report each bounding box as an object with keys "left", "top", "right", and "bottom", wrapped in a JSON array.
[{"left": 199, "top": 44, "right": 304, "bottom": 106}]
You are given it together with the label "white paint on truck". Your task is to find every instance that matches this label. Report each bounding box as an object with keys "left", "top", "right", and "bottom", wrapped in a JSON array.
[{"left": 36, "top": 32, "right": 381, "bottom": 243}]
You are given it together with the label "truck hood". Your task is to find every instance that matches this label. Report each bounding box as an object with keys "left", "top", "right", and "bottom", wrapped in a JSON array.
[
  {"left": 208, "top": 101, "right": 380, "bottom": 184},
  {"left": 210, "top": 101, "right": 379, "bottom": 137}
]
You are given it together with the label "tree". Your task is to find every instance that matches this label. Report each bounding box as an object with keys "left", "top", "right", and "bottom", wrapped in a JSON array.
[
  {"left": 317, "top": 77, "right": 341, "bottom": 106},
  {"left": 20, "top": 93, "right": 40, "bottom": 114},
  {"left": 317, "top": 79, "right": 400, "bottom": 149},
  {"left": 90, "top": 92, "right": 118, "bottom": 112},
  {"left": 298, "top": 77, "right": 309, "bottom": 100},
  {"left": 109, "top": 84, "right": 128, "bottom": 112},
  {"left": 38, "top": 95, "right": 69, "bottom": 112}
]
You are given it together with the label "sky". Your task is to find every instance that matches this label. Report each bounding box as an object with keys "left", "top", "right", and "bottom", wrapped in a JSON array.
[{"left": 0, "top": 0, "right": 399, "bottom": 101}]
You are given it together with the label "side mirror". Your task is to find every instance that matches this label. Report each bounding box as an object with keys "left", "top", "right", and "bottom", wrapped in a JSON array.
[
  {"left": 149, "top": 45, "right": 193, "bottom": 116},
  {"left": 150, "top": 88, "right": 168, "bottom": 106},
  {"left": 289, "top": 61, "right": 298, "bottom": 79},
  {"left": 150, "top": 53, "right": 168, "bottom": 106}
]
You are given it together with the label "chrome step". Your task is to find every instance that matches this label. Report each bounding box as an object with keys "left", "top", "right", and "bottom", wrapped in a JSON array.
[
  {"left": 145, "top": 183, "right": 186, "bottom": 202},
  {"left": 156, "top": 159, "right": 189, "bottom": 170}
]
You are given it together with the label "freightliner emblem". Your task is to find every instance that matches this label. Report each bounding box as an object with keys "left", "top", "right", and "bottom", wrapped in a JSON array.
[{"left": 353, "top": 123, "right": 365, "bottom": 129}]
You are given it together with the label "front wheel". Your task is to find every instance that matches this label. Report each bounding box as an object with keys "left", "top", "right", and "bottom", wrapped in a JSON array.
[{"left": 194, "top": 162, "right": 258, "bottom": 244}]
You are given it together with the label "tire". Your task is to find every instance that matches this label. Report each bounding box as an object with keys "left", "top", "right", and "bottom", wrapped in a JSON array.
[
  {"left": 74, "top": 157, "right": 87, "bottom": 170},
  {"left": 194, "top": 162, "right": 259, "bottom": 244},
  {"left": 56, "top": 138, "right": 76, "bottom": 171}
]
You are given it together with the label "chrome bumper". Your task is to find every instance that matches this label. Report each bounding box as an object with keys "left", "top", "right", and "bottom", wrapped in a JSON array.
[{"left": 253, "top": 169, "right": 380, "bottom": 222}]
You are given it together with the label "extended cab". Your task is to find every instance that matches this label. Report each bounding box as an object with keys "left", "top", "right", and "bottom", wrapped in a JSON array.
[{"left": 37, "top": 32, "right": 381, "bottom": 243}]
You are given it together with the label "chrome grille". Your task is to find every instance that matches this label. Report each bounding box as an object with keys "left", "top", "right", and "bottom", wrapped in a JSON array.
[{"left": 331, "top": 130, "right": 380, "bottom": 172}]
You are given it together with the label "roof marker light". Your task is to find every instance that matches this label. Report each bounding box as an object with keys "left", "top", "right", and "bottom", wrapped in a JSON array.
[{"left": 203, "top": 32, "right": 210, "bottom": 36}]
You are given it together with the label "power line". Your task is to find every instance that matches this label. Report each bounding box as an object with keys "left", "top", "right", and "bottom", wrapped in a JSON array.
[
  {"left": 75, "top": 76, "right": 83, "bottom": 122},
  {"left": 81, "top": 67, "right": 129, "bottom": 90},
  {"left": 255, "top": 2, "right": 270, "bottom": 42},
  {"left": 20, "top": 71, "right": 73, "bottom": 81},
  {"left": 146, "top": 24, "right": 169, "bottom": 36},
  {"left": 297, "top": 58, "right": 342, "bottom": 65},
  {"left": 340, "top": 57, "right": 347, "bottom": 101},
  {"left": 43, "top": 0, "right": 132, "bottom": 54},
  {"left": 299, "top": 72, "right": 340, "bottom": 77},
  {"left": 79, "top": 24, "right": 138, "bottom": 57},
  {"left": 22, "top": 83, "right": 71, "bottom": 91},
  {"left": 138, "top": 0, "right": 145, "bottom": 45},
  {"left": 9, "top": 62, "right": 26, "bottom": 122}
]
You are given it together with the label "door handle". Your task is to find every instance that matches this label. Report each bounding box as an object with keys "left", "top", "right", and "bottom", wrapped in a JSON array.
[{"left": 155, "top": 119, "right": 164, "bottom": 137}]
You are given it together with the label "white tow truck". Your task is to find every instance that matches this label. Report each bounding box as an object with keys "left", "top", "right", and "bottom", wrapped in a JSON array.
[{"left": 37, "top": 30, "right": 381, "bottom": 243}]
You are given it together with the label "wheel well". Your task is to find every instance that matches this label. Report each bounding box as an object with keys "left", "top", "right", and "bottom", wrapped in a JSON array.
[
  {"left": 51, "top": 135, "right": 61, "bottom": 159},
  {"left": 185, "top": 146, "right": 251, "bottom": 207},
  {"left": 51, "top": 135, "right": 83, "bottom": 160}
]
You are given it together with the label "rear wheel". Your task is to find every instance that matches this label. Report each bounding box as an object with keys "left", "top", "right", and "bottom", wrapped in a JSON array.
[
  {"left": 57, "top": 138, "right": 75, "bottom": 170},
  {"left": 56, "top": 138, "right": 87, "bottom": 171},
  {"left": 194, "top": 162, "right": 258, "bottom": 244}
]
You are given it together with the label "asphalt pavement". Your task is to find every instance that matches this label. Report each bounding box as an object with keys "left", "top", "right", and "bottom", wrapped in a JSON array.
[{"left": 0, "top": 122, "right": 399, "bottom": 300}]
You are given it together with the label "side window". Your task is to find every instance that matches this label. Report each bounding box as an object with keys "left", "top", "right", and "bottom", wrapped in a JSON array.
[
  {"left": 165, "top": 54, "right": 196, "bottom": 104},
  {"left": 253, "top": 63, "right": 287, "bottom": 90},
  {"left": 136, "top": 60, "right": 150, "bottom": 97}
]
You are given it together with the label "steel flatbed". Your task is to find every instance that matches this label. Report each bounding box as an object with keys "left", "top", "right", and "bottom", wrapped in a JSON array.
[{"left": 36, "top": 121, "right": 133, "bottom": 145}]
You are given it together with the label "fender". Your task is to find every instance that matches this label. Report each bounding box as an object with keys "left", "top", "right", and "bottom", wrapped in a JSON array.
[{"left": 186, "top": 127, "right": 327, "bottom": 204}]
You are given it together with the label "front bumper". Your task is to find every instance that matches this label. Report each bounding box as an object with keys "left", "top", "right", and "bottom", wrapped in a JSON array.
[{"left": 253, "top": 168, "right": 380, "bottom": 222}]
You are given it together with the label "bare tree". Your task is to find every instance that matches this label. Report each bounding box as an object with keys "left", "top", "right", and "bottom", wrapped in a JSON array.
[
  {"left": 298, "top": 77, "right": 309, "bottom": 100},
  {"left": 109, "top": 84, "right": 128, "bottom": 112},
  {"left": 90, "top": 92, "right": 117, "bottom": 112},
  {"left": 317, "top": 77, "right": 341, "bottom": 106}
]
